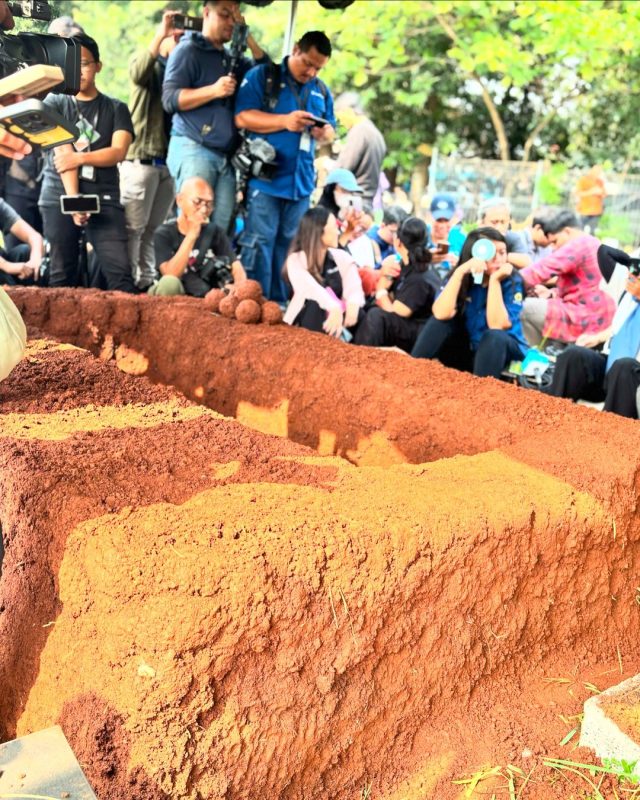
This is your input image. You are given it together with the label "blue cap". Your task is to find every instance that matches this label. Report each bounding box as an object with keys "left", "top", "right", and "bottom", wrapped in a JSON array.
[
  {"left": 325, "top": 168, "right": 363, "bottom": 193},
  {"left": 430, "top": 193, "right": 456, "bottom": 221}
]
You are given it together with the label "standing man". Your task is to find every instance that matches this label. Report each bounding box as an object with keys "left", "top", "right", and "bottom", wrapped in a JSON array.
[
  {"left": 235, "top": 31, "right": 336, "bottom": 302},
  {"left": 162, "top": 0, "right": 266, "bottom": 233},
  {"left": 575, "top": 165, "right": 606, "bottom": 233},
  {"left": 334, "top": 91, "right": 386, "bottom": 207},
  {"left": 121, "top": 9, "right": 183, "bottom": 290},
  {"left": 40, "top": 33, "right": 135, "bottom": 292}
]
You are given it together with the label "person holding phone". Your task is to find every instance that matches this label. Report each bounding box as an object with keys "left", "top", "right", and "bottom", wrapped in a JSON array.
[
  {"left": 235, "top": 30, "right": 336, "bottom": 302},
  {"left": 121, "top": 9, "right": 183, "bottom": 291},
  {"left": 411, "top": 227, "right": 528, "bottom": 378},
  {"left": 39, "top": 34, "right": 135, "bottom": 292}
]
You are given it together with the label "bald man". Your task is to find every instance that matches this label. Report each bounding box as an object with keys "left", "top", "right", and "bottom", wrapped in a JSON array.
[{"left": 151, "top": 176, "right": 245, "bottom": 296}]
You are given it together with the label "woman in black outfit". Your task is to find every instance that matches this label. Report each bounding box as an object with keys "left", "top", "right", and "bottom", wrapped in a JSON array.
[{"left": 354, "top": 216, "right": 441, "bottom": 352}]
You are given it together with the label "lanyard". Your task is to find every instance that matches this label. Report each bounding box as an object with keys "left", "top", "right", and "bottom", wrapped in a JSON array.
[{"left": 284, "top": 67, "right": 313, "bottom": 112}]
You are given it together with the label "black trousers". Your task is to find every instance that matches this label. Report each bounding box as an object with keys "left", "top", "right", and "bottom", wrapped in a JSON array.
[
  {"left": 550, "top": 346, "right": 640, "bottom": 418},
  {"left": 411, "top": 316, "right": 523, "bottom": 379},
  {"left": 293, "top": 299, "right": 364, "bottom": 339},
  {"left": 41, "top": 202, "right": 135, "bottom": 293},
  {"left": 354, "top": 306, "right": 423, "bottom": 352}
]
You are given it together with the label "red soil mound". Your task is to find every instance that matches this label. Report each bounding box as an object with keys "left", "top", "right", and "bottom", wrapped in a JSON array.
[{"left": 1, "top": 290, "right": 640, "bottom": 799}]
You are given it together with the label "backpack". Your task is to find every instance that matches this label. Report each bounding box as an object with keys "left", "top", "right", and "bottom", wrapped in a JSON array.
[{"left": 261, "top": 60, "right": 329, "bottom": 112}]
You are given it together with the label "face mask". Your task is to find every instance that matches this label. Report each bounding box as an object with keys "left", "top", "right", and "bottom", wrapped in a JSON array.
[{"left": 334, "top": 192, "right": 352, "bottom": 210}]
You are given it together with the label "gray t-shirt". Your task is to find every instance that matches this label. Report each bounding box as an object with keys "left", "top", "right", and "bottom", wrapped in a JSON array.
[
  {"left": 336, "top": 117, "right": 386, "bottom": 203},
  {"left": 0, "top": 198, "right": 19, "bottom": 236},
  {"left": 505, "top": 230, "right": 528, "bottom": 254}
]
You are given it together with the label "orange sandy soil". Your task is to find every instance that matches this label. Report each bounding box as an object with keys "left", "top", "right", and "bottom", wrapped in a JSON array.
[{"left": 1, "top": 289, "right": 640, "bottom": 799}]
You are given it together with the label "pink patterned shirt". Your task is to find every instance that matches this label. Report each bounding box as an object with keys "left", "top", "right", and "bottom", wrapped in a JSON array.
[{"left": 520, "top": 233, "right": 615, "bottom": 342}]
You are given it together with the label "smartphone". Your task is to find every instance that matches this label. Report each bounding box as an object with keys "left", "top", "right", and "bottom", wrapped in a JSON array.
[
  {"left": 348, "top": 196, "right": 363, "bottom": 212},
  {"left": 0, "top": 98, "right": 77, "bottom": 150},
  {"left": 173, "top": 13, "right": 203, "bottom": 32},
  {"left": 60, "top": 194, "right": 101, "bottom": 215},
  {"left": 436, "top": 242, "right": 450, "bottom": 255},
  {"left": 308, "top": 115, "right": 330, "bottom": 128}
]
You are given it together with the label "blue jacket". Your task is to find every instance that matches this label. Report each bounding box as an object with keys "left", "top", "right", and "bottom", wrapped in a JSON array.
[
  {"left": 162, "top": 32, "right": 262, "bottom": 154},
  {"left": 235, "top": 57, "right": 335, "bottom": 200},
  {"left": 464, "top": 274, "right": 528, "bottom": 354}
]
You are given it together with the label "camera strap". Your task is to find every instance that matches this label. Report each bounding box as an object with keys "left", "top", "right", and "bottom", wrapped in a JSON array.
[{"left": 193, "top": 224, "right": 217, "bottom": 270}]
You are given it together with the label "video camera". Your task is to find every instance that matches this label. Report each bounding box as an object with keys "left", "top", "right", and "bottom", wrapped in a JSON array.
[{"left": 0, "top": 0, "right": 80, "bottom": 94}]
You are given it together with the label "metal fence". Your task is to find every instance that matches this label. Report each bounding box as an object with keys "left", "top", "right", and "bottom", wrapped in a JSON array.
[{"left": 427, "top": 152, "right": 640, "bottom": 247}]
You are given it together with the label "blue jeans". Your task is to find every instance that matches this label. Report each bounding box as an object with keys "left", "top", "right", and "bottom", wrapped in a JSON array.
[
  {"left": 240, "top": 189, "right": 310, "bottom": 302},
  {"left": 167, "top": 135, "right": 235, "bottom": 233}
]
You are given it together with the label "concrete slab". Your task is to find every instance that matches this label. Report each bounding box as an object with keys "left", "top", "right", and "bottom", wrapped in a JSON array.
[
  {"left": 0, "top": 725, "right": 98, "bottom": 799},
  {"left": 580, "top": 673, "right": 640, "bottom": 768}
]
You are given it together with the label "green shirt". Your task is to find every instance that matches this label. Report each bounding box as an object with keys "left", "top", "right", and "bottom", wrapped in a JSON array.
[{"left": 127, "top": 49, "right": 169, "bottom": 160}]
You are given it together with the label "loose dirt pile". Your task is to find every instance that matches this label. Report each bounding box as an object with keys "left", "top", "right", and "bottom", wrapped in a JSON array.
[{"left": 1, "top": 289, "right": 640, "bottom": 799}]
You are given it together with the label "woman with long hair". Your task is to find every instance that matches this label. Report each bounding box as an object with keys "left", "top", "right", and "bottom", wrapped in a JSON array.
[
  {"left": 354, "top": 216, "right": 441, "bottom": 351},
  {"left": 411, "top": 227, "right": 528, "bottom": 378},
  {"left": 282, "top": 206, "right": 365, "bottom": 338}
]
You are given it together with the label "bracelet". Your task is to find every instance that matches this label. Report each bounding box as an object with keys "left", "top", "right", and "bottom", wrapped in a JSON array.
[{"left": 375, "top": 289, "right": 389, "bottom": 299}]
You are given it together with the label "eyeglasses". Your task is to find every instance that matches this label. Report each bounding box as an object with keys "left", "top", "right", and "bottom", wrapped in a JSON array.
[
  {"left": 80, "top": 60, "right": 96, "bottom": 69},
  {"left": 192, "top": 197, "right": 214, "bottom": 210}
]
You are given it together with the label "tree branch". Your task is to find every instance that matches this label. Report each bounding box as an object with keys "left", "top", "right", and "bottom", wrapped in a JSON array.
[{"left": 430, "top": 9, "right": 511, "bottom": 161}]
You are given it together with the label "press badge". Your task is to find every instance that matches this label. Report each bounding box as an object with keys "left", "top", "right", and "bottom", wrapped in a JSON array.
[{"left": 299, "top": 131, "right": 311, "bottom": 152}]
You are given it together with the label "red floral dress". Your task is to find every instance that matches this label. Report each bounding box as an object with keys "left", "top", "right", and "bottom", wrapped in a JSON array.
[{"left": 520, "top": 234, "right": 615, "bottom": 341}]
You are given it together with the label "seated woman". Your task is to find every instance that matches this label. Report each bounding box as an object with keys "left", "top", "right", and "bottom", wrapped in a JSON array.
[
  {"left": 354, "top": 217, "right": 441, "bottom": 352},
  {"left": 543, "top": 267, "right": 640, "bottom": 418},
  {"left": 318, "top": 168, "right": 377, "bottom": 269},
  {"left": 282, "top": 206, "right": 365, "bottom": 339},
  {"left": 411, "top": 227, "right": 528, "bottom": 379},
  {"left": 519, "top": 208, "right": 616, "bottom": 346}
]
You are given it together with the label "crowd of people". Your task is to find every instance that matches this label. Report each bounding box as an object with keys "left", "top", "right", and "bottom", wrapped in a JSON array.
[{"left": 0, "top": 0, "right": 639, "bottom": 419}]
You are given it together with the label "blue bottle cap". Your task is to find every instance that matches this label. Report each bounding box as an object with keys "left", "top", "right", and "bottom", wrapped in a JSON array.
[{"left": 471, "top": 238, "right": 496, "bottom": 261}]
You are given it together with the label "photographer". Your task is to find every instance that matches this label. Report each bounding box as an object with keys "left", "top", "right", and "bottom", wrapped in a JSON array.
[
  {"left": 235, "top": 30, "right": 336, "bottom": 303},
  {"left": 121, "top": 9, "right": 182, "bottom": 291},
  {"left": 39, "top": 33, "right": 135, "bottom": 292},
  {"left": 162, "top": 0, "right": 266, "bottom": 233},
  {"left": 151, "top": 176, "right": 245, "bottom": 297}
]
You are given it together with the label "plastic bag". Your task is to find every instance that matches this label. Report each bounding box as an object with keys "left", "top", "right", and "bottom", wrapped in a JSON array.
[{"left": 0, "top": 288, "right": 27, "bottom": 382}]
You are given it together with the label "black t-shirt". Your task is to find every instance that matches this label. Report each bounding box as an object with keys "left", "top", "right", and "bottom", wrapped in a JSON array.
[
  {"left": 40, "top": 92, "right": 134, "bottom": 206},
  {"left": 392, "top": 266, "right": 441, "bottom": 322},
  {"left": 154, "top": 220, "right": 235, "bottom": 297}
]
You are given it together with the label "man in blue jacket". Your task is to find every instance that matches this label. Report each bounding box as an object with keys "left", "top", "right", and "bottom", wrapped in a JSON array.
[
  {"left": 235, "top": 31, "right": 336, "bottom": 302},
  {"left": 162, "top": 0, "right": 266, "bottom": 232}
]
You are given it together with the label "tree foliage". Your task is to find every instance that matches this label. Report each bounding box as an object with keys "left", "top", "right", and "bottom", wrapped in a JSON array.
[{"left": 21, "top": 0, "right": 640, "bottom": 174}]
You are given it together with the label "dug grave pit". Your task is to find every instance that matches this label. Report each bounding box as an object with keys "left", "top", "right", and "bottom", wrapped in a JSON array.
[{"left": 2, "top": 288, "right": 640, "bottom": 798}]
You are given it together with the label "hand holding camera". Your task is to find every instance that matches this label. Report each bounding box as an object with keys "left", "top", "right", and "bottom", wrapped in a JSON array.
[{"left": 212, "top": 75, "right": 237, "bottom": 100}]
